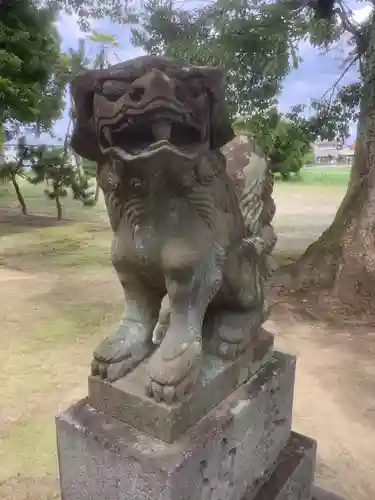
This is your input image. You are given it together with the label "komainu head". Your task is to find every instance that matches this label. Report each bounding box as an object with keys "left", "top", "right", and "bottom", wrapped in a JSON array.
[{"left": 70, "top": 55, "right": 234, "bottom": 165}]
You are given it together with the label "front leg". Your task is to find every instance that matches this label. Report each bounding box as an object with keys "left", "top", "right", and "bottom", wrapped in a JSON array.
[
  {"left": 146, "top": 243, "right": 225, "bottom": 403},
  {"left": 152, "top": 293, "right": 171, "bottom": 346},
  {"left": 92, "top": 272, "right": 162, "bottom": 381}
]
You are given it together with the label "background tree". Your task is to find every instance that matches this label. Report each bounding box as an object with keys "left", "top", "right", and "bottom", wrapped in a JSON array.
[
  {"left": 1, "top": 0, "right": 68, "bottom": 131},
  {"left": 277, "top": 3, "right": 375, "bottom": 310},
  {"left": 89, "top": 30, "right": 121, "bottom": 68},
  {"left": 29, "top": 32, "right": 122, "bottom": 212},
  {"left": 129, "top": 0, "right": 375, "bottom": 310},
  {"left": 234, "top": 108, "right": 313, "bottom": 178},
  {"left": 37, "top": 98, "right": 94, "bottom": 217},
  {"left": 0, "top": 125, "right": 4, "bottom": 165},
  {"left": 16, "top": 0, "right": 375, "bottom": 308},
  {"left": 85, "top": 30, "right": 121, "bottom": 204},
  {"left": 59, "top": 31, "right": 122, "bottom": 207},
  {"left": 0, "top": 136, "right": 31, "bottom": 215},
  {"left": 38, "top": 37, "right": 101, "bottom": 210},
  {"left": 44, "top": 0, "right": 138, "bottom": 26},
  {"left": 0, "top": 0, "right": 70, "bottom": 212},
  {"left": 131, "top": 0, "right": 302, "bottom": 115},
  {"left": 28, "top": 144, "right": 76, "bottom": 221},
  {"left": 61, "top": 39, "right": 92, "bottom": 199}
]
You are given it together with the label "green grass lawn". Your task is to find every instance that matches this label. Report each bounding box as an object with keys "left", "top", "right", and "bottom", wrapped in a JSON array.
[
  {"left": 300, "top": 166, "right": 350, "bottom": 185},
  {"left": 274, "top": 166, "right": 351, "bottom": 186}
]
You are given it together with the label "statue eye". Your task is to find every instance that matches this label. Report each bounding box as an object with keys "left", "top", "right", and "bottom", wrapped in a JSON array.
[
  {"left": 101, "top": 81, "right": 132, "bottom": 102},
  {"left": 175, "top": 83, "right": 201, "bottom": 102},
  {"left": 128, "top": 86, "right": 145, "bottom": 102}
]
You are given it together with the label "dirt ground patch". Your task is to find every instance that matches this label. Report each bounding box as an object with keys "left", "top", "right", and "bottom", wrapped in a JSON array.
[
  {"left": 1, "top": 180, "right": 374, "bottom": 499},
  {"left": 266, "top": 300, "right": 375, "bottom": 500},
  {"left": 0, "top": 263, "right": 121, "bottom": 497},
  {"left": 273, "top": 184, "right": 344, "bottom": 263}
]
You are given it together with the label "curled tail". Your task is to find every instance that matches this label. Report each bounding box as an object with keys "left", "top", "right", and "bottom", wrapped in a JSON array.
[
  {"left": 241, "top": 150, "right": 277, "bottom": 249},
  {"left": 222, "top": 135, "right": 278, "bottom": 303}
]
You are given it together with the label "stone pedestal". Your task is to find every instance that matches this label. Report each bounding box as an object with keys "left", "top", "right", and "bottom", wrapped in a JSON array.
[
  {"left": 56, "top": 333, "right": 317, "bottom": 500},
  {"left": 88, "top": 328, "right": 274, "bottom": 443}
]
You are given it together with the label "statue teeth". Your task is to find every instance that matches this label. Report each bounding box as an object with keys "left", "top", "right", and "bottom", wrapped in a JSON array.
[
  {"left": 152, "top": 121, "right": 171, "bottom": 141},
  {"left": 103, "top": 127, "right": 112, "bottom": 143}
]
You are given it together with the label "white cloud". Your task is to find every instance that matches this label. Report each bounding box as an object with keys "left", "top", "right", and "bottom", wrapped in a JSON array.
[
  {"left": 352, "top": 4, "right": 372, "bottom": 24},
  {"left": 55, "top": 12, "right": 85, "bottom": 44}
]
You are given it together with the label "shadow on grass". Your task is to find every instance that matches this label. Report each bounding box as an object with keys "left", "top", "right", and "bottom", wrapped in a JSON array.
[
  {"left": 0, "top": 212, "right": 68, "bottom": 237},
  {"left": 26, "top": 291, "right": 123, "bottom": 349},
  {"left": 1, "top": 222, "right": 112, "bottom": 271}
]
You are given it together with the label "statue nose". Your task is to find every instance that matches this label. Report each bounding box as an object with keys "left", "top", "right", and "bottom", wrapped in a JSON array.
[{"left": 130, "top": 69, "right": 175, "bottom": 102}]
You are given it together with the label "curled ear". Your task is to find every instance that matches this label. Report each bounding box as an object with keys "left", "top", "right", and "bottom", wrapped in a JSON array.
[
  {"left": 70, "top": 69, "right": 104, "bottom": 162},
  {"left": 193, "top": 66, "right": 234, "bottom": 149}
]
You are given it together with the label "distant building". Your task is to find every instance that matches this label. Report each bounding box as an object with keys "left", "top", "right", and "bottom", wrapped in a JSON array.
[{"left": 314, "top": 141, "right": 354, "bottom": 166}]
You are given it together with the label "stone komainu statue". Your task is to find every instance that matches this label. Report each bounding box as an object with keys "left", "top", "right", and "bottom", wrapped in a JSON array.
[{"left": 70, "top": 56, "right": 277, "bottom": 404}]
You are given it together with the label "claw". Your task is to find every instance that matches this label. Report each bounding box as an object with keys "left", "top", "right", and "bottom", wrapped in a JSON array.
[
  {"left": 91, "top": 318, "right": 157, "bottom": 382},
  {"left": 152, "top": 321, "right": 168, "bottom": 345},
  {"left": 91, "top": 359, "right": 100, "bottom": 376},
  {"left": 146, "top": 362, "right": 201, "bottom": 404},
  {"left": 98, "top": 362, "right": 108, "bottom": 379},
  {"left": 92, "top": 345, "right": 153, "bottom": 382},
  {"left": 151, "top": 381, "right": 163, "bottom": 402},
  {"left": 163, "top": 385, "right": 176, "bottom": 405},
  {"left": 218, "top": 340, "right": 246, "bottom": 360}
]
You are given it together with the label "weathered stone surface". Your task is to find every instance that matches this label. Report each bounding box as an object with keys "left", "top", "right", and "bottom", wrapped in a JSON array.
[
  {"left": 251, "top": 432, "right": 317, "bottom": 500},
  {"left": 70, "top": 55, "right": 277, "bottom": 404},
  {"left": 57, "top": 350, "right": 294, "bottom": 500},
  {"left": 88, "top": 328, "right": 274, "bottom": 443}
]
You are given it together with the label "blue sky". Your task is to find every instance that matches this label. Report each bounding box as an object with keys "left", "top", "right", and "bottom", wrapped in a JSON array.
[{"left": 29, "top": 1, "right": 373, "bottom": 146}]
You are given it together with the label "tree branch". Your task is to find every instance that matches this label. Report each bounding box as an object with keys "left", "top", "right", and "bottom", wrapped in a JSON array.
[
  {"left": 318, "top": 54, "right": 359, "bottom": 104},
  {"left": 334, "top": 3, "right": 360, "bottom": 37}
]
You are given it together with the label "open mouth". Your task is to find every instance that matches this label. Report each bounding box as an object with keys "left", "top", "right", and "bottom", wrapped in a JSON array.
[{"left": 99, "top": 113, "right": 204, "bottom": 159}]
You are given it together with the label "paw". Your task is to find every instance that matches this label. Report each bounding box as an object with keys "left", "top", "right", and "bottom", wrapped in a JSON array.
[
  {"left": 145, "top": 365, "right": 199, "bottom": 404},
  {"left": 94, "top": 321, "right": 151, "bottom": 364},
  {"left": 146, "top": 337, "right": 202, "bottom": 404},
  {"left": 210, "top": 309, "right": 262, "bottom": 359},
  {"left": 91, "top": 355, "right": 148, "bottom": 382},
  {"left": 217, "top": 340, "right": 247, "bottom": 360},
  {"left": 92, "top": 322, "right": 154, "bottom": 382}
]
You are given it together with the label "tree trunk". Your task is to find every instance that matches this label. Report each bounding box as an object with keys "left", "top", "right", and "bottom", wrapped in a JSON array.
[
  {"left": 290, "top": 23, "right": 375, "bottom": 310},
  {"left": 94, "top": 179, "right": 100, "bottom": 202},
  {"left": 11, "top": 173, "right": 27, "bottom": 215},
  {"left": 53, "top": 182, "right": 63, "bottom": 221}
]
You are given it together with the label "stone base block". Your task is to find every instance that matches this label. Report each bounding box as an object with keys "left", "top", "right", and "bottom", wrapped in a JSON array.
[
  {"left": 57, "top": 351, "right": 295, "bottom": 500},
  {"left": 252, "top": 432, "right": 317, "bottom": 500},
  {"left": 88, "top": 329, "right": 274, "bottom": 443}
]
